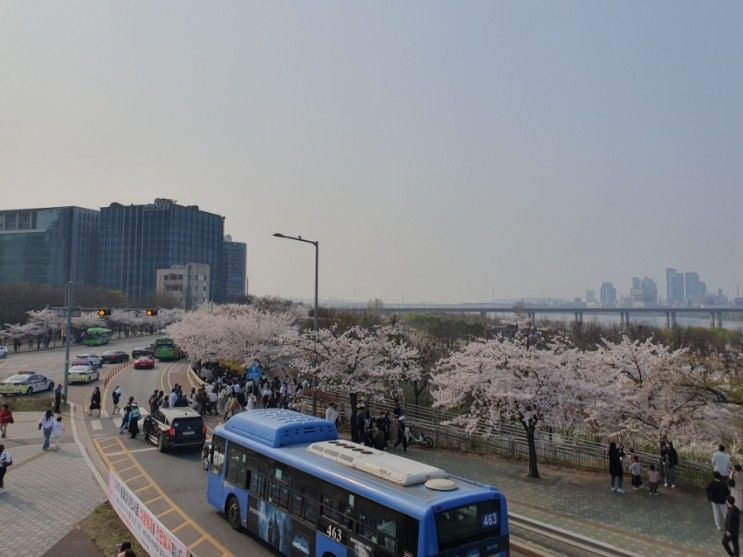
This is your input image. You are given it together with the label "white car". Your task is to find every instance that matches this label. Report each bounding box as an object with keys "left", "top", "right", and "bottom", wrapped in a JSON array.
[
  {"left": 0, "top": 345, "right": 8, "bottom": 359},
  {"left": 0, "top": 371, "right": 54, "bottom": 395},
  {"left": 68, "top": 365, "right": 100, "bottom": 384}
]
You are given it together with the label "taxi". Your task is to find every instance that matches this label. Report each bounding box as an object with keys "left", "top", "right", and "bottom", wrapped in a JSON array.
[
  {"left": 68, "top": 365, "right": 101, "bottom": 384},
  {"left": 0, "top": 371, "right": 54, "bottom": 395}
]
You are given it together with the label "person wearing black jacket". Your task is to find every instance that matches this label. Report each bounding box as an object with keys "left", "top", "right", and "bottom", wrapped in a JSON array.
[
  {"left": 666, "top": 441, "right": 679, "bottom": 488},
  {"left": 708, "top": 472, "right": 731, "bottom": 530},
  {"left": 608, "top": 442, "right": 625, "bottom": 493},
  {"left": 722, "top": 495, "right": 740, "bottom": 557}
]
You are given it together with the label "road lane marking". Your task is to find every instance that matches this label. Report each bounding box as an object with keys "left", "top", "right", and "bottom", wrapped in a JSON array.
[
  {"left": 157, "top": 507, "right": 176, "bottom": 518},
  {"left": 92, "top": 436, "right": 232, "bottom": 556},
  {"left": 91, "top": 419, "right": 103, "bottom": 431},
  {"left": 106, "top": 446, "right": 158, "bottom": 456}
]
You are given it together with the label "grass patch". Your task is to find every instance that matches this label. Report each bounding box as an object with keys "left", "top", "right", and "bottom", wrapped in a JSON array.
[
  {"left": 79, "top": 502, "right": 146, "bottom": 557},
  {"left": 0, "top": 395, "right": 64, "bottom": 412}
]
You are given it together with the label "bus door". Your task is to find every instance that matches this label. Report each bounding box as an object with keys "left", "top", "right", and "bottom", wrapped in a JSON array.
[{"left": 207, "top": 436, "right": 227, "bottom": 510}]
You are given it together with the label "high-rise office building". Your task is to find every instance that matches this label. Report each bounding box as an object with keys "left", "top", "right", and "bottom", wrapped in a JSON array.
[
  {"left": 222, "top": 235, "right": 247, "bottom": 301},
  {"left": 665, "top": 268, "right": 685, "bottom": 305},
  {"left": 599, "top": 282, "right": 617, "bottom": 306},
  {"left": 0, "top": 206, "right": 99, "bottom": 287},
  {"left": 630, "top": 276, "right": 658, "bottom": 307},
  {"left": 98, "top": 199, "right": 224, "bottom": 303},
  {"left": 684, "top": 272, "right": 702, "bottom": 305}
]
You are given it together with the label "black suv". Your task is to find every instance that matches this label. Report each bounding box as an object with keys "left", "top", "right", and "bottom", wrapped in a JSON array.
[
  {"left": 142, "top": 407, "right": 206, "bottom": 452},
  {"left": 131, "top": 347, "right": 154, "bottom": 360}
]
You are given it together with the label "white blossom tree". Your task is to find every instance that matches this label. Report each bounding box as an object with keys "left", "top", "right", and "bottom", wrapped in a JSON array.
[
  {"left": 586, "top": 336, "right": 733, "bottom": 445},
  {"left": 431, "top": 329, "right": 592, "bottom": 478},
  {"left": 165, "top": 304, "right": 296, "bottom": 372},
  {"left": 286, "top": 324, "right": 421, "bottom": 439}
]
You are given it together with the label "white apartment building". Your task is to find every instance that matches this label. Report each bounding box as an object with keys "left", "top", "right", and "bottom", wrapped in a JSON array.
[{"left": 155, "top": 263, "right": 210, "bottom": 309}]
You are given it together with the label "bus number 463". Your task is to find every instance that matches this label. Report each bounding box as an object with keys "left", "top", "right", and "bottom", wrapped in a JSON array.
[{"left": 326, "top": 524, "right": 342, "bottom": 542}]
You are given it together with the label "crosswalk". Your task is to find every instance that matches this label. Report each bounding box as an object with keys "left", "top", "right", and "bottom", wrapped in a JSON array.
[{"left": 112, "top": 408, "right": 150, "bottom": 430}]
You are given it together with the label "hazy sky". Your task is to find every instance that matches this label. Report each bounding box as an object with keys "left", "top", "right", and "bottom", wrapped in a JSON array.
[{"left": 2, "top": 2, "right": 742, "bottom": 303}]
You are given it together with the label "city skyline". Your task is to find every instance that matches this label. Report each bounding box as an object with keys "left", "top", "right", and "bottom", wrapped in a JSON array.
[{"left": 1, "top": 2, "right": 742, "bottom": 303}]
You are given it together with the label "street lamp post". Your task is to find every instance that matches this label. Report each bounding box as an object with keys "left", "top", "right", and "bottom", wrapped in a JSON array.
[{"left": 273, "top": 233, "right": 319, "bottom": 414}]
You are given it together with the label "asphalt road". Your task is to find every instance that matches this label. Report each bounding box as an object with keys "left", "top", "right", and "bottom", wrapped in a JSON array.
[{"left": 0, "top": 334, "right": 158, "bottom": 406}]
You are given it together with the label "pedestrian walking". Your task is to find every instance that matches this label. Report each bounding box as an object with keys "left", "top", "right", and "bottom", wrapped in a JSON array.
[
  {"left": 708, "top": 472, "right": 731, "bottom": 530},
  {"left": 0, "top": 404, "right": 13, "bottom": 439},
  {"left": 112, "top": 386, "right": 123, "bottom": 416},
  {"left": 648, "top": 464, "right": 659, "bottom": 495},
  {"left": 713, "top": 445, "right": 734, "bottom": 485},
  {"left": 89, "top": 387, "right": 101, "bottom": 417},
  {"left": 38, "top": 410, "right": 55, "bottom": 450},
  {"left": 119, "top": 399, "right": 133, "bottom": 435},
  {"left": 127, "top": 404, "right": 141, "bottom": 439},
  {"left": 245, "top": 391, "right": 256, "bottom": 412},
  {"left": 54, "top": 384, "right": 63, "bottom": 414},
  {"left": 733, "top": 465, "right": 743, "bottom": 486},
  {"left": 393, "top": 415, "right": 408, "bottom": 452},
  {"left": 608, "top": 442, "right": 625, "bottom": 493},
  {"left": 722, "top": 495, "right": 740, "bottom": 557},
  {"left": 51, "top": 416, "right": 65, "bottom": 451},
  {"left": 665, "top": 441, "right": 679, "bottom": 488},
  {"left": 630, "top": 456, "right": 643, "bottom": 491},
  {"left": 0, "top": 444, "right": 12, "bottom": 493},
  {"left": 325, "top": 403, "right": 339, "bottom": 426}
]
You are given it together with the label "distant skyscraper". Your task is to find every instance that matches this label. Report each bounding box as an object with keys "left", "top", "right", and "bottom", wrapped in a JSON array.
[
  {"left": 156, "top": 263, "right": 211, "bottom": 310},
  {"left": 630, "top": 276, "right": 658, "bottom": 307},
  {"left": 98, "top": 199, "right": 224, "bottom": 303},
  {"left": 665, "top": 268, "right": 685, "bottom": 305},
  {"left": 585, "top": 289, "right": 596, "bottom": 304},
  {"left": 222, "top": 235, "right": 247, "bottom": 301},
  {"left": 0, "top": 206, "right": 99, "bottom": 287},
  {"left": 599, "top": 282, "right": 617, "bottom": 306},
  {"left": 684, "top": 272, "right": 702, "bottom": 305}
]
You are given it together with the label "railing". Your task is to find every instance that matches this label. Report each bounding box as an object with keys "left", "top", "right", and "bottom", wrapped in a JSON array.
[{"left": 315, "top": 387, "right": 712, "bottom": 488}]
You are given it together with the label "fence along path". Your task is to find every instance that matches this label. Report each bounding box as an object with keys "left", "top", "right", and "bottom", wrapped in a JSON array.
[{"left": 318, "top": 387, "right": 712, "bottom": 488}]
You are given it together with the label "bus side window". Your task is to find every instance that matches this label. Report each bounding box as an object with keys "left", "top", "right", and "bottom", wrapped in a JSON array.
[
  {"left": 357, "top": 498, "right": 398, "bottom": 554},
  {"left": 225, "top": 444, "right": 249, "bottom": 488},
  {"left": 210, "top": 436, "right": 225, "bottom": 477}
]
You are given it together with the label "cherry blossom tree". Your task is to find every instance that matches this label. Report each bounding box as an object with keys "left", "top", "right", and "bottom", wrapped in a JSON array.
[
  {"left": 431, "top": 328, "right": 591, "bottom": 478},
  {"left": 165, "top": 304, "right": 296, "bottom": 372},
  {"left": 286, "top": 324, "right": 421, "bottom": 440},
  {"left": 586, "top": 336, "right": 733, "bottom": 444}
]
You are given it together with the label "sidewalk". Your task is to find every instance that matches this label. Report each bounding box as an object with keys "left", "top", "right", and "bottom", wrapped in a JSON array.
[
  {"left": 0, "top": 412, "right": 105, "bottom": 557},
  {"left": 405, "top": 446, "right": 721, "bottom": 557}
]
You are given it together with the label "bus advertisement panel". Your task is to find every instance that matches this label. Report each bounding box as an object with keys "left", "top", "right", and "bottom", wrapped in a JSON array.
[{"left": 204, "top": 409, "right": 509, "bottom": 557}]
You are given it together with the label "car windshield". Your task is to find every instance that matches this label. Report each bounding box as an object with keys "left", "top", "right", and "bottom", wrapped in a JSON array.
[{"left": 4, "top": 374, "right": 32, "bottom": 383}]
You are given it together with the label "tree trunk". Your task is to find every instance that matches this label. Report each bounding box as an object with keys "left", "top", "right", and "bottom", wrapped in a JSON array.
[
  {"left": 525, "top": 423, "right": 540, "bottom": 479},
  {"left": 349, "top": 392, "right": 358, "bottom": 442}
]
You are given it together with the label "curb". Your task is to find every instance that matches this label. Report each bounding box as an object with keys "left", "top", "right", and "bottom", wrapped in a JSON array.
[{"left": 69, "top": 401, "right": 108, "bottom": 493}]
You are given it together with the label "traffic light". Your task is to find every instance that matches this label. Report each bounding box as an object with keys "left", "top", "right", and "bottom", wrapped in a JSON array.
[
  {"left": 97, "top": 308, "right": 111, "bottom": 317},
  {"left": 146, "top": 308, "right": 158, "bottom": 317}
]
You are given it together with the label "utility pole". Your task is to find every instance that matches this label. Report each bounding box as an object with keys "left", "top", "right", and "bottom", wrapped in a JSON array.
[{"left": 63, "top": 282, "right": 73, "bottom": 405}]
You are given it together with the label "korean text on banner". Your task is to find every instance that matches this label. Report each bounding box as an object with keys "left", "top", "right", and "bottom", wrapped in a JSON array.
[{"left": 108, "top": 472, "right": 188, "bottom": 557}]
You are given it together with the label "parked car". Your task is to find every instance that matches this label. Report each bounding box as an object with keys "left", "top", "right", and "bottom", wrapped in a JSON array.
[
  {"left": 131, "top": 347, "right": 154, "bottom": 360},
  {"left": 0, "top": 345, "right": 8, "bottom": 359},
  {"left": 68, "top": 364, "right": 100, "bottom": 384},
  {"left": 73, "top": 354, "right": 103, "bottom": 369},
  {"left": 133, "top": 356, "right": 155, "bottom": 370},
  {"left": 0, "top": 371, "right": 54, "bottom": 395},
  {"left": 101, "top": 350, "right": 129, "bottom": 364},
  {"left": 142, "top": 407, "right": 206, "bottom": 452}
]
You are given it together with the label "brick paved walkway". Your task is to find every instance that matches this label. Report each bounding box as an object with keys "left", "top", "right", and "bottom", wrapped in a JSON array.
[
  {"left": 403, "top": 446, "right": 722, "bottom": 557},
  {"left": 0, "top": 412, "right": 105, "bottom": 557}
]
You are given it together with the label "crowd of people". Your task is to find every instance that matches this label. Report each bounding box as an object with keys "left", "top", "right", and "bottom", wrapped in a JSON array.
[{"left": 608, "top": 440, "right": 740, "bottom": 555}]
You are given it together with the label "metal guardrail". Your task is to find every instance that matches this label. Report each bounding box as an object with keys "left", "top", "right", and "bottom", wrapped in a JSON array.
[{"left": 316, "top": 387, "right": 712, "bottom": 488}]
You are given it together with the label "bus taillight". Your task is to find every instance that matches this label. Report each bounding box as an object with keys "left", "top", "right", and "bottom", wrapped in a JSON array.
[{"left": 167, "top": 428, "right": 176, "bottom": 437}]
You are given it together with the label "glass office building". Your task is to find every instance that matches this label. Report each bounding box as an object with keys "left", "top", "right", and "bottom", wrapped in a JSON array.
[
  {"left": 0, "top": 206, "right": 99, "bottom": 287},
  {"left": 222, "top": 235, "right": 247, "bottom": 300},
  {"left": 98, "top": 199, "right": 224, "bottom": 303}
]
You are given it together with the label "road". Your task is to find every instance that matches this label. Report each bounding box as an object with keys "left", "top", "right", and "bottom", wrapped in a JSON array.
[{"left": 4, "top": 341, "right": 526, "bottom": 557}]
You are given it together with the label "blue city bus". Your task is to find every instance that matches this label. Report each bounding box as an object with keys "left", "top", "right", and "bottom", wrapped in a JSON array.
[{"left": 205, "top": 409, "right": 509, "bottom": 557}]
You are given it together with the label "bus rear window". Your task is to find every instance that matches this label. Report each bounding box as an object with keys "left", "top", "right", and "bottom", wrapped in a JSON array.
[{"left": 435, "top": 500, "right": 500, "bottom": 550}]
